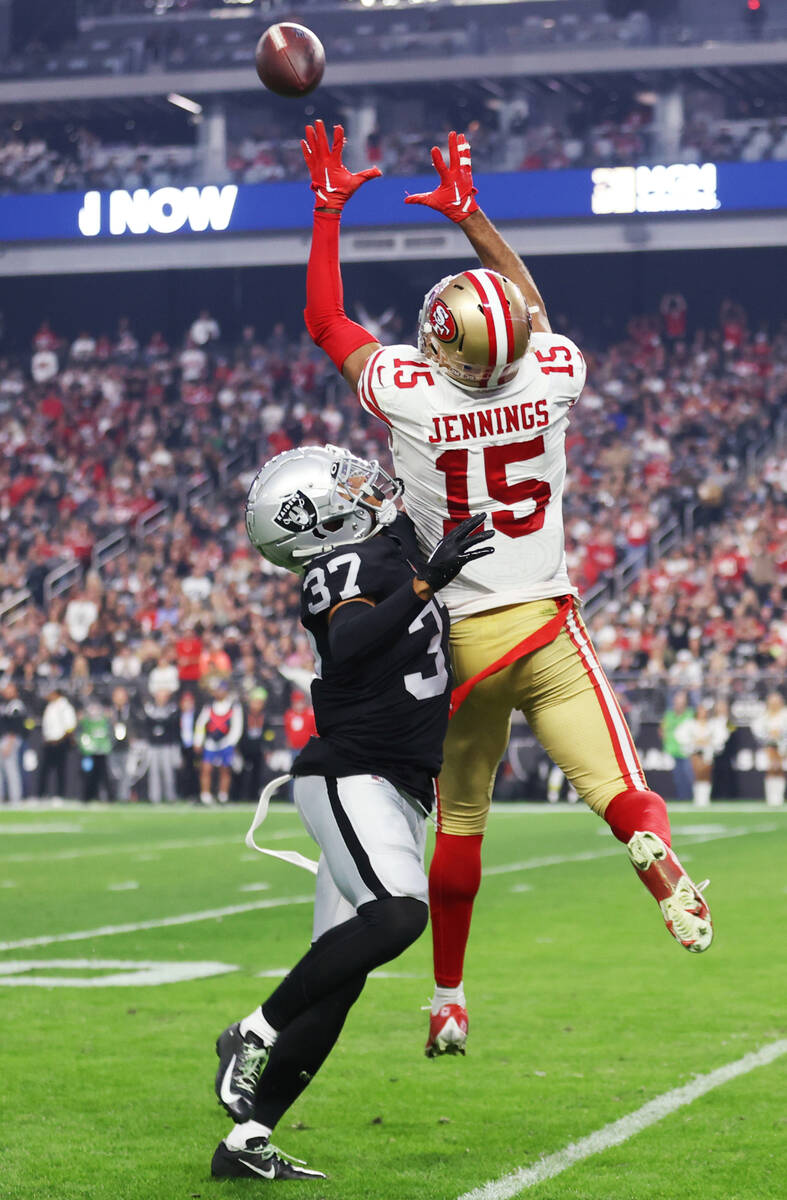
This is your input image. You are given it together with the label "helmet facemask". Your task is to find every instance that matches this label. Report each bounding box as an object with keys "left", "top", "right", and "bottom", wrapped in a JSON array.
[{"left": 291, "top": 448, "right": 402, "bottom": 562}]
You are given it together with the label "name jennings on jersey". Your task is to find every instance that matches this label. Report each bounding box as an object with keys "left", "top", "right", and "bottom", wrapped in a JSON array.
[
  {"left": 358, "top": 331, "right": 587, "bottom": 622},
  {"left": 292, "top": 513, "right": 451, "bottom": 809}
]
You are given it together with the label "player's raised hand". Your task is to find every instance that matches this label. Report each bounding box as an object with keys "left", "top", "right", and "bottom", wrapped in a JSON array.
[
  {"left": 404, "top": 130, "right": 479, "bottom": 222},
  {"left": 302, "top": 119, "right": 382, "bottom": 211},
  {"left": 417, "top": 513, "right": 494, "bottom": 592}
]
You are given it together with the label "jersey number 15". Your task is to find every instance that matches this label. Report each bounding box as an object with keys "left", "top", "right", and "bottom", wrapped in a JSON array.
[{"left": 435, "top": 437, "right": 551, "bottom": 537}]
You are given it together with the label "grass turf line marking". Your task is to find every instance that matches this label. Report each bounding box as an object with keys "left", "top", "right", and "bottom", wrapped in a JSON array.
[
  {"left": 0, "top": 828, "right": 309, "bottom": 864},
  {"left": 485, "top": 823, "right": 778, "bottom": 876},
  {"left": 456, "top": 1038, "right": 787, "bottom": 1200},
  {"left": 0, "top": 823, "right": 84, "bottom": 835},
  {"left": 1, "top": 834, "right": 249, "bottom": 864},
  {"left": 0, "top": 895, "right": 312, "bottom": 952}
]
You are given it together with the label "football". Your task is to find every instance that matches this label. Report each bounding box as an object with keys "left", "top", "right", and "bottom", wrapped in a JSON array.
[{"left": 255, "top": 23, "right": 325, "bottom": 97}]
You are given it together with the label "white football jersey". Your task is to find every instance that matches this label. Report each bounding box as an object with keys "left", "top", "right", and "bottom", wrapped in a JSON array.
[{"left": 358, "top": 331, "right": 586, "bottom": 620}]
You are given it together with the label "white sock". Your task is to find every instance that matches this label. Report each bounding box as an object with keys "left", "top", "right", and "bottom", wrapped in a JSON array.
[
  {"left": 240, "top": 1006, "right": 279, "bottom": 1045},
  {"left": 200, "top": 791, "right": 213, "bottom": 804},
  {"left": 218, "top": 792, "right": 229, "bottom": 804},
  {"left": 225, "top": 1119, "right": 273, "bottom": 1150},
  {"left": 765, "top": 775, "right": 785, "bottom": 806},
  {"left": 431, "top": 983, "right": 466, "bottom": 1015},
  {"left": 693, "top": 781, "right": 712, "bottom": 807}
]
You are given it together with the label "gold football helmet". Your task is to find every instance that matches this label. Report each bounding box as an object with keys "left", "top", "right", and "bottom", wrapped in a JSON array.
[{"left": 417, "top": 268, "right": 531, "bottom": 390}]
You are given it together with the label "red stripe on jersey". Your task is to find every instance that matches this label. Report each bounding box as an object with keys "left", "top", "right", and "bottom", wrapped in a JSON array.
[
  {"left": 564, "top": 612, "right": 646, "bottom": 791},
  {"left": 486, "top": 271, "right": 515, "bottom": 363},
  {"left": 465, "top": 272, "right": 497, "bottom": 367},
  {"left": 360, "top": 350, "right": 391, "bottom": 428}
]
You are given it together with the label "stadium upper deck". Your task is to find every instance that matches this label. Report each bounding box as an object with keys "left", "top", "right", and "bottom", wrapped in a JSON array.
[{"left": 2, "top": 0, "right": 786, "bottom": 90}]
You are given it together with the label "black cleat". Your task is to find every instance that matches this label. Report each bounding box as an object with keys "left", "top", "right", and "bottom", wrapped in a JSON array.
[
  {"left": 211, "top": 1136, "right": 326, "bottom": 1181},
  {"left": 215, "top": 1022, "right": 271, "bottom": 1123}
]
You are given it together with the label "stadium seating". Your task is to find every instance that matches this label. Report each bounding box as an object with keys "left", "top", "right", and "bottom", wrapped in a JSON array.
[{"left": 1, "top": 299, "right": 784, "bottom": 801}]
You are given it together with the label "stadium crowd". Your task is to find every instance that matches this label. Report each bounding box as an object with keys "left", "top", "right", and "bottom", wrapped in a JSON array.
[
  {"left": 0, "top": 294, "right": 784, "bottom": 801},
  {"left": 3, "top": 102, "right": 787, "bottom": 195},
  {"left": 4, "top": 1, "right": 780, "bottom": 85}
]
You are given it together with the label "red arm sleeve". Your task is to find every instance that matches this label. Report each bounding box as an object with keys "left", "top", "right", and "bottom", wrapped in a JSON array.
[{"left": 303, "top": 211, "right": 377, "bottom": 373}]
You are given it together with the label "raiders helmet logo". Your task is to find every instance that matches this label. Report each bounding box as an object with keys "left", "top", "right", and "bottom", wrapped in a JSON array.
[
  {"left": 273, "top": 489, "right": 319, "bottom": 533},
  {"left": 430, "top": 298, "right": 458, "bottom": 343}
]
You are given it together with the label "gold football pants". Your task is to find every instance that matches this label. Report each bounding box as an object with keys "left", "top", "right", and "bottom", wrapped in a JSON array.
[{"left": 437, "top": 598, "right": 649, "bottom": 835}]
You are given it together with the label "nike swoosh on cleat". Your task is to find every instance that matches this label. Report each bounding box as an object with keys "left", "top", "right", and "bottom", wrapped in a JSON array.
[
  {"left": 239, "top": 1158, "right": 276, "bottom": 1179},
  {"left": 219, "top": 1055, "right": 244, "bottom": 1107}
]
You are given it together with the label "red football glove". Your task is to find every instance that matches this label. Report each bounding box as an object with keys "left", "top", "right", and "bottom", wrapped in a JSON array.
[
  {"left": 301, "top": 119, "right": 382, "bottom": 212},
  {"left": 404, "top": 130, "right": 479, "bottom": 222}
]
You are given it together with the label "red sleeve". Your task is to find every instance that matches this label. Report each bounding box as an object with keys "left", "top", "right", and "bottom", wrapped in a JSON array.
[{"left": 303, "top": 211, "right": 377, "bottom": 373}]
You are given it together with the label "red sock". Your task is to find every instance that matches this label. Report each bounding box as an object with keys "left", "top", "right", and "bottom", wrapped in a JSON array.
[
  {"left": 604, "top": 789, "right": 671, "bottom": 848},
  {"left": 428, "top": 831, "right": 483, "bottom": 989}
]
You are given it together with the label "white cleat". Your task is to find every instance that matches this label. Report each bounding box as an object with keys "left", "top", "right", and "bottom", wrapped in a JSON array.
[{"left": 627, "top": 830, "right": 713, "bottom": 953}]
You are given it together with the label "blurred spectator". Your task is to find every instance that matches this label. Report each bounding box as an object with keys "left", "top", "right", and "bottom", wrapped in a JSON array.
[
  {"left": 178, "top": 690, "right": 200, "bottom": 801},
  {"left": 109, "top": 684, "right": 134, "bottom": 803},
  {"left": 751, "top": 690, "right": 787, "bottom": 806},
  {"left": 148, "top": 646, "right": 179, "bottom": 698},
  {"left": 661, "top": 689, "right": 695, "bottom": 801},
  {"left": 239, "top": 686, "right": 274, "bottom": 800},
  {"left": 0, "top": 680, "right": 26, "bottom": 804},
  {"left": 140, "top": 685, "right": 181, "bottom": 804},
  {"left": 39, "top": 686, "right": 77, "bottom": 800},
  {"left": 675, "top": 699, "right": 729, "bottom": 807},
  {"left": 189, "top": 310, "right": 220, "bottom": 347},
  {"left": 283, "top": 689, "right": 317, "bottom": 756},
  {"left": 77, "top": 698, "right": 114, "bottom": 802},
  {"left": 176, "top": 625, "right": 203, "bottom": 691},
  {"left": 64, "top": 586, "right": 99, "bottom": 644},
  {"left": 194, "top": 677, "right": 243, "bottom": 805}
]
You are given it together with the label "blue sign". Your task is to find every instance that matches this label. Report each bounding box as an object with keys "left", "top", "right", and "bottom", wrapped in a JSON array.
[{"left": 0, "top": 160, "right": 785, "bottom": 244}]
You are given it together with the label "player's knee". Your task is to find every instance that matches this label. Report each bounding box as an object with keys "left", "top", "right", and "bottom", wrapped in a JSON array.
[{"left": 357, "top": 895, "right": 429, "bottom": 959}]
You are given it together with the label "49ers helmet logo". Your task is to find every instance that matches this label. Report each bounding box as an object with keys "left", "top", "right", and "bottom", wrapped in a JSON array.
[
  {"left": 273, "top": 489, "right": 318, "bottom": 533},
  {"left": 429, "top": 298, "right": 458, "bottom": 343}
]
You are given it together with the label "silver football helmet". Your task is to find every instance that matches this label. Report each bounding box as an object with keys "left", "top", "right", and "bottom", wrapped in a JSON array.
[{"left": 245, "top": 445, "right": 403, "bottom": 573}]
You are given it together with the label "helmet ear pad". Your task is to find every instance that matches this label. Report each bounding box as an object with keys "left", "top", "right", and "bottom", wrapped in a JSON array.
[{"left": 419, "top": 269, "right": 531, "bottom": 390}]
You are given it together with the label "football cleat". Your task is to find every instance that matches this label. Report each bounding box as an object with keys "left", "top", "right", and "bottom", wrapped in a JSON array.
[
  {"left": 215, "top": 1022, "right": 271, "bottom": 1122},
  {"left": 211, "top": 1136, "right": 326, "bottom": 1181},
  {"left": 425, "top": 1003, "right": 468, "bottom": 1058},
  {"left": 627, "top": 830, "right": 713, "bottom": 953}
]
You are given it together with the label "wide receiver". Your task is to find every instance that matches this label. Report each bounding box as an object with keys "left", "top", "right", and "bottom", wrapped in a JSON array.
[{"left": 300, "top": 120, "right": 713, "bottom": 1059}]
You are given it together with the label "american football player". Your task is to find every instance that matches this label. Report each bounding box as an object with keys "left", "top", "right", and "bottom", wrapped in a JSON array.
[
  {"left": 300, "top": 121, "right": 714, "bottom": 1060},
  {"left": 211, "top": 444, "right": 492, "bottom": 1180}
]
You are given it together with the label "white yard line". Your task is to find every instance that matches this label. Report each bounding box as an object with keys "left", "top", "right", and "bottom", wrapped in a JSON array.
[
  {"left": 485, "top": 823, "right": 778, "bottom": 877},
  {"left": 1, "top": 828, "right": 308, "bottom": 865},
  {"left": 0, "top": 895, "right": 312, "bottom": 952},
  {"left": 0, "top": 823, "right": 84, "bottom": 835},
  {"left": 1, "top": 835, "right": 249, "bottom": 864},
  {"left": 456, "top": 1039, "right": 787, "bottom": 1200}
]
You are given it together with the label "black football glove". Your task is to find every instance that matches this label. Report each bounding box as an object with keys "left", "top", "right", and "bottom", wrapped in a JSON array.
[{"left": 417, "top": 513, "right": 495, "bottom": 592}]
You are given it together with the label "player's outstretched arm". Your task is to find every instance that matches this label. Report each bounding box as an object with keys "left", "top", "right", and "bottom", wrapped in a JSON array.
[
  {"left": 404, "top": 131, "right": 550, "bottom": 333},
  {"left": 327, "top": 514, "right": 494, "bottom": 666},
  {"left": 302, "top": 120, "right": 382, "bottom": 391}
]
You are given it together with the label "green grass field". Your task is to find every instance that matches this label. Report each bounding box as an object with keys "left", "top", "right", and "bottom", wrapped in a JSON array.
[{"left": 2, "top": 802, "right": 785, "bottom": 1200}]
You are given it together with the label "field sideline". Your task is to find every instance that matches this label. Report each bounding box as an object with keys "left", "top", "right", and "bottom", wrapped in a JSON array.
[{"left": 2, "top": 802, "right": 785, "bottom": 1200}]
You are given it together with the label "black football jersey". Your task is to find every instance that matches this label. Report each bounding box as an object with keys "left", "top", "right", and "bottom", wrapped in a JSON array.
[{"left": 291, "top": 513, "right": 451, "bottom": 807}]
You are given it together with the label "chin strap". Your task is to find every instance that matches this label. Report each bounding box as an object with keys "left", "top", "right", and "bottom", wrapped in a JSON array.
[{"left": 245, "top": 774, "right": 319, "bottom": 874}]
